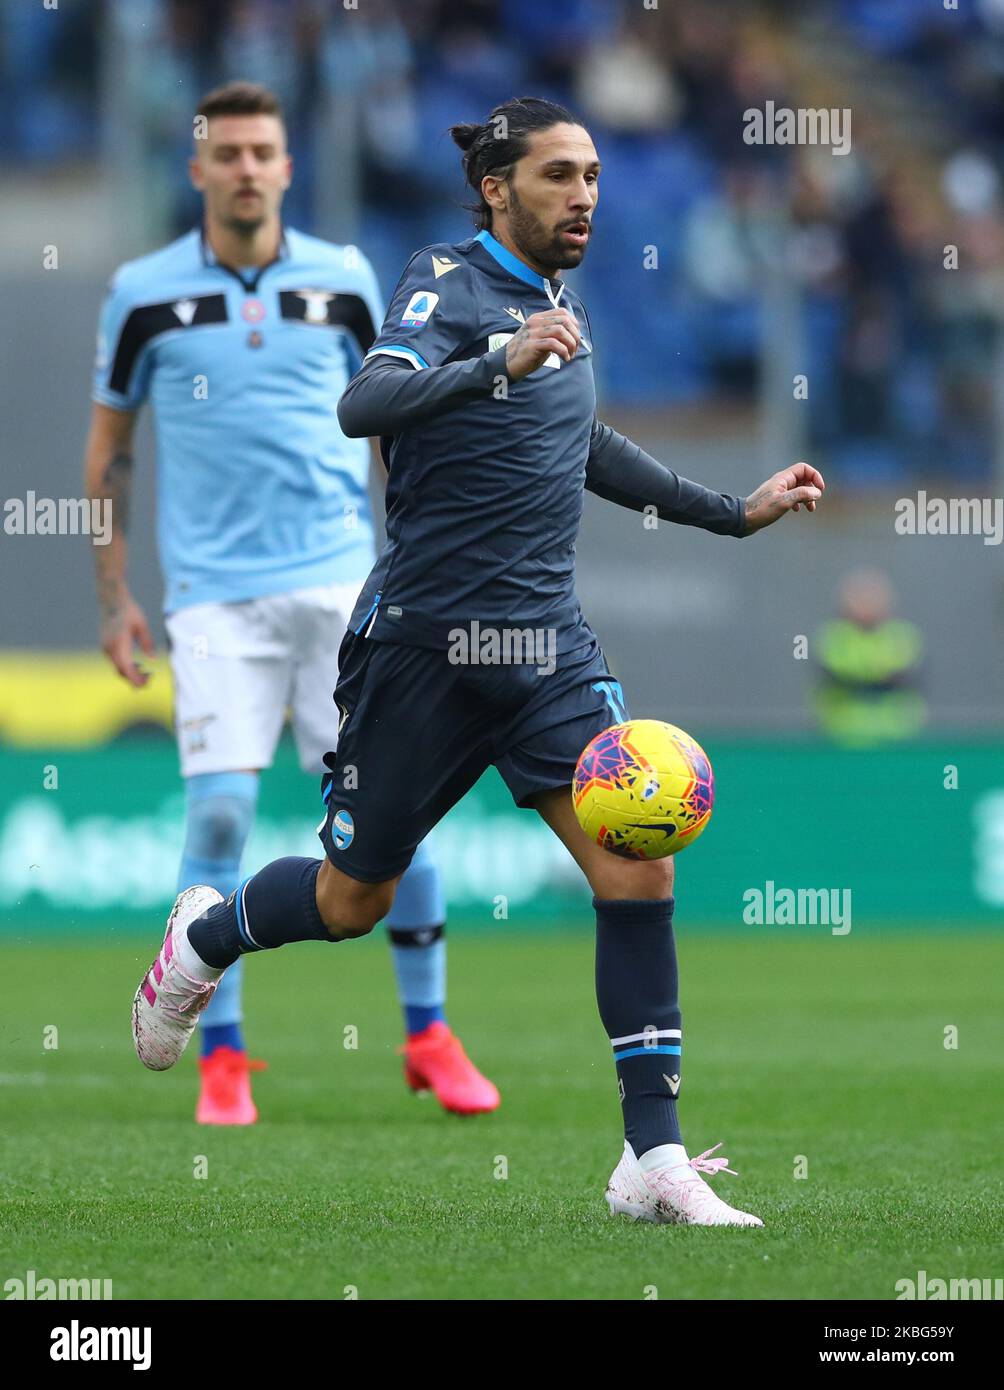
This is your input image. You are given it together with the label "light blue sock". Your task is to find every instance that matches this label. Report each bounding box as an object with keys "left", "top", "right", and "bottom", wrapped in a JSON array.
[
  {"left": 176, "top": 771, "right": 259, "bottom": 1055},
  {"left": 386, "top": 837, "right": 447, "bottom": 1037}
]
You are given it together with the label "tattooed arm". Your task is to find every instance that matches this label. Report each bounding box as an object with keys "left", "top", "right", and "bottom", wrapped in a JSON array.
[{"left": 83, "top": 403, "right": 155, "bottom": 687}]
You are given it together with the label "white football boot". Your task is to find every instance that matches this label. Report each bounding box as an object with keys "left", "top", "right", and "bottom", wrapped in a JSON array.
[
  {"left": 606, "top": 1140, "right": 763, "bottom": 1228},
  {"left": 132, "top": 886, "right": 225, "bottom": 1071}
]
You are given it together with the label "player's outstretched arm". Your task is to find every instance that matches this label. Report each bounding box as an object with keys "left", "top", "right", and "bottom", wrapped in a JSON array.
[
  {"left": 584, "top": 418, "right": 747, "bottom": 536},
  {"left": 742, "top": 463, "right": 825, "bottom": 533},
  {"left": 83, "top": 402, "right": 155, "bottom": 687}
]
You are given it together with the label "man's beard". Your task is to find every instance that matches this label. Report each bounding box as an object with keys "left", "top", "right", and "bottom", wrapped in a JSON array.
[
  {"left": 507, "top": 188, "right": 589, "bottom": 273},
  {"left": 222, "top": 191, "right": 268, "bottom": 238},
  {"left": 224, "top": 211, "right": 266, "bottom": 238}
]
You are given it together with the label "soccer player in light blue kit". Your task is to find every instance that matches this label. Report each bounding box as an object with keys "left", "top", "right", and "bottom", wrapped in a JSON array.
[{"left": 85, "top": 82, "right": 499, "bottom": 1124}]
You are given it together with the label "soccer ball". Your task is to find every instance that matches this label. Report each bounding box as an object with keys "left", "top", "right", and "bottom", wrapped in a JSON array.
[{"left": 572, "top": 719, "right": 714, "bottom": 860}]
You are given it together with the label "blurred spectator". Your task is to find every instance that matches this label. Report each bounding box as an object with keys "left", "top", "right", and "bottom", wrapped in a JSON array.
[
  {"left": 813, "top": 569, "right": 925, "bottom": 747},
  {"left": 575, "top": 18, "right": 680, "bottom": 133}
]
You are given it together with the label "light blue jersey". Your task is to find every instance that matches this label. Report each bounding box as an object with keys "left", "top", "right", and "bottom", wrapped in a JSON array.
[{"left": 93, "top": 227, "right": 384, "bottom": 612}]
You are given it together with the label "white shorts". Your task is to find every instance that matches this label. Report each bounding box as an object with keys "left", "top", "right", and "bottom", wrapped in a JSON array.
[{"left": 166, "top": 580, "right": 366, "bottom": 778}]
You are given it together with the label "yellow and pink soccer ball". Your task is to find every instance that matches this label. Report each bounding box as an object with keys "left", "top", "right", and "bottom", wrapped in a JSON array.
[{"left": 572, "top": 719, "right": 714, "bottom": 860}]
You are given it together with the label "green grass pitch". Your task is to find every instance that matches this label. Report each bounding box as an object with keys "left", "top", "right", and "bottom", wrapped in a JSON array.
[{"left": 1, "top": 929, "right": 1002, "bottom": 1300}]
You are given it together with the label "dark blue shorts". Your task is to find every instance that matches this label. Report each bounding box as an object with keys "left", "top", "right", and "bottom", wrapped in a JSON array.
[{"left": 317, "top": 629, "right": 628, "bottom": 882}]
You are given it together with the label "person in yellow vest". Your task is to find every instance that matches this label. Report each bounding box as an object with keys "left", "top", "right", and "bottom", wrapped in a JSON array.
[{"left": 815, "top": 569, "right": 925, "bottom": 746}]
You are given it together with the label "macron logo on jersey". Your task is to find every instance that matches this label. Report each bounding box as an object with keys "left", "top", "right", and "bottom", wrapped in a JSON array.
[
  {"left": 401, "top": 291, "right": 439, "bottom": 327},
  {"left": 172, "top": 298, "right": 198, "bottom": 326},
  {"left": 431, "top": 256, "right": 459, "bottom": 279}
]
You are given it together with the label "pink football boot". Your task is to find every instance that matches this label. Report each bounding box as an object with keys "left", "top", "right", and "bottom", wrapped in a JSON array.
[{"left": 401, "top": 1022, "right": 500, "bottom": 1115}]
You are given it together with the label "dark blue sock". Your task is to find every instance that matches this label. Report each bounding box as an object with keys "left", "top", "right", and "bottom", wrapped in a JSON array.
[
  {"left": 594, "top": 897, "right": 683, "bottom": 1159},
  {"left": 200, "top": 1022, "right": 244, "bottom": 1057},
  {"left": 404, "top": 1003, "right": 446, "bottom": 1035},
  {"left": 188, "top": 857, "right": 331, "bottom": 969}
]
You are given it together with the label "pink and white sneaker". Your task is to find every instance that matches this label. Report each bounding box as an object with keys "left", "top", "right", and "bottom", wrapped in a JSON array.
[
  {"left": 605, "top": 1140, "right": 763, "bottom": 1228},
  {"left": 132, "top": 886, "right": 225, "bottom": 1072}
]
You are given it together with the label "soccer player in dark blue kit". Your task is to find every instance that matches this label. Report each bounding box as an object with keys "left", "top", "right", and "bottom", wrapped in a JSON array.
[{"left": 132, "top": 98, "right": 824, "bottom": 1227}]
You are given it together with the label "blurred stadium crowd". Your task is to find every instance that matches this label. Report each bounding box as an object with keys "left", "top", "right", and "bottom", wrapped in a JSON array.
[{"left": 3, "top": 0, "right": 1003, "bottom": 481}]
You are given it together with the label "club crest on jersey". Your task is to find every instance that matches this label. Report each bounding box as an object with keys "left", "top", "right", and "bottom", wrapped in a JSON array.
[
  {"left": 489, "top": 331, "right": 515, "bottom": 352},
  {"left": 331, "top": 809, "right": 355, "bottom": 850},
  {"left": 296, "top": 290, "right": 334, "bottom": 323},
  {"left": 401, "top": 291, "right": 439, "bottom": 327}
]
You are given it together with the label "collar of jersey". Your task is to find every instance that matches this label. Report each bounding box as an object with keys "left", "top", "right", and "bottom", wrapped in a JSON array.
[
  {"left": 199, "top": 224, "right": 291, "bottom": 291},
  {"left": 475, "top": 229, "right": 562, "bottom": 296}
]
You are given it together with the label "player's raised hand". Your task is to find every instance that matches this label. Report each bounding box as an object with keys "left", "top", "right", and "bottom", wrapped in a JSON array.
[
  {"left": 504, "top": 309, "right": 581, "bottom": 380},
  {"left": 743, "top": 462, "right": 825, "bottom": 534},
  {"left": 102, "top": 593, "right": 155, "bottom": 687}
]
